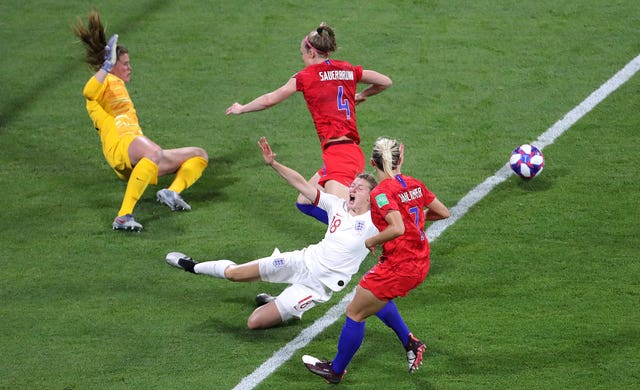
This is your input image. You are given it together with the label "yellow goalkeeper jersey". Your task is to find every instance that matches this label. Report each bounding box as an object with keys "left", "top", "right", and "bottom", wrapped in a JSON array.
[
  {"left": 83, "top": 74, "right": 143, "bottom": 138},
  {"left": 83, "top": 74, "right": 145, "bottom": 177}
]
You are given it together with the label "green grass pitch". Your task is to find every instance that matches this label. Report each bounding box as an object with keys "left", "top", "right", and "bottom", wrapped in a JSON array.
[{"left": 1, "top": 1, "right": 639, "bottom": 388}]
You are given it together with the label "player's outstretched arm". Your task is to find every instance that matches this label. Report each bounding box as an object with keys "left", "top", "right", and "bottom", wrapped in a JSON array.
[
  {"left": 258, "top": 137, "right": 318, "bottom": 202},
  {"left": 226, "top": 78, "right": 297, "bottom": 115}
]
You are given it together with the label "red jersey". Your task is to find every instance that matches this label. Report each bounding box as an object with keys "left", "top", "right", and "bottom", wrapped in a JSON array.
[
  {"left": 370, "top": 174, "right": 436, "bottom": 270},
  {"left": 294, "top": 60, "right": 363, "bottom": 148}
]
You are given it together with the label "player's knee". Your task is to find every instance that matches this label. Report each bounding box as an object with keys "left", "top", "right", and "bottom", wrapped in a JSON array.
[
  {"left": 223, "top": 265, "right": 241, "bottom": 281},
  {"left": 194, "top": 147, "right": 208, "bottom": 161},
  {"left": 143, "top": 146, "right": 162, "bottom": 164},
  {"left": 345, "top": 306, "right": 368, "bottom": 322},
  {"left": 247, "top": 312, "right": 279, "bottom": 330},
  {"left": 246, "top": 315, "right": 261, "bottom": 330}
]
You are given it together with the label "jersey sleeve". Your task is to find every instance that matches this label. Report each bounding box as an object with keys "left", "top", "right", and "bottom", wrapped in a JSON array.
[
  {"left": 317, "top": 191, "right": 343, "bottom": 215},
  {"left": 83, "top": 76, "right": 107, "bottom": 101},
  {"left": 294, "top": 69, "right": 307, "bottom": 92},
  {"left": 422, "top": 183, "right": 436, "bottom": 207},
  {"left": 312, "top": 189, "right": 321, "bottom": 206},
  {"left": 354, "top": 65, "right": 363, "bottom": 82},
  {"left": 373, "top": 188, "right": 399, "bottom": 214},
  {"left": 83, "top": 76, "right": 110, "bottom": 130}
]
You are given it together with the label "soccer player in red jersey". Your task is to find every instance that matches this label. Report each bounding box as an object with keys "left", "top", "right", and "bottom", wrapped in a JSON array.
[
  {"left": 226, "top": 22, "right": 392, "bottom": 224},
  {"left": 303, "top": 137, "right": 450, "bottom": 384}
]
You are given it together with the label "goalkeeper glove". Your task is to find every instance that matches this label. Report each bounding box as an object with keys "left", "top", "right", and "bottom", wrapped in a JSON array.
[{"left": 101, "top": 34, "right": 119, "bottom": 72}]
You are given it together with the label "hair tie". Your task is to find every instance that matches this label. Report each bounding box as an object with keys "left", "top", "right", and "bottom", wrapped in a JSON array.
[{"left": 305, "top": 35, "right": 328, "bottom": 56}]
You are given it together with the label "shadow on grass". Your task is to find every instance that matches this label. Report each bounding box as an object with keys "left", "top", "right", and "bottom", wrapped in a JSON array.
[{"left": 0, "top": 0, "right": 174, "bottom": 130}]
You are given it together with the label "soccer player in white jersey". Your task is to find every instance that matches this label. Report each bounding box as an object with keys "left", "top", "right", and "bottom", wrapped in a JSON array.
[{"left": 166, "top": 137, "right": 379, "bottom": 329}]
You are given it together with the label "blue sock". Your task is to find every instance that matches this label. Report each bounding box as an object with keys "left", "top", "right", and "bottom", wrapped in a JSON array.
[
  {"left": 296, "top": 202, "right": 328, "bottom": 224},
  {"left": 332, "top": 317, "right": 365, "bottom": 374},
  {"left": 375, "top": 300, "right": 410, "bottom": 346}
]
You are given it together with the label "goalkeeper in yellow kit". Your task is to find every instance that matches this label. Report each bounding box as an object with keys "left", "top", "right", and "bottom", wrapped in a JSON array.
[{"left": 74, "top": 10, "right": 208, "bottom": 231}]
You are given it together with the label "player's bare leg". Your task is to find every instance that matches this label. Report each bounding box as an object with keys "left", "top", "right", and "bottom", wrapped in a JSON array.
[{"left": 247, "top": 301, "right": 283, "bottom": 329}]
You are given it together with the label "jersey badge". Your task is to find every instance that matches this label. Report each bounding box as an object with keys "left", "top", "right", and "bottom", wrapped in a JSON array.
[
  {"left": 272, "top": 257, "right": 285, "bottom": 268},
  {"left": 375, "top": 193, "right": 389, "bottom": 208}
]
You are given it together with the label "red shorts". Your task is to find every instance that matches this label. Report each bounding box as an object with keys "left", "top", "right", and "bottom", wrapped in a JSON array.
[
  {"left": 359, "top": 260, "right": 429, "bottom": 301},
  {"left": 317, "top": 143, "right": 365, "bottom": 187}
]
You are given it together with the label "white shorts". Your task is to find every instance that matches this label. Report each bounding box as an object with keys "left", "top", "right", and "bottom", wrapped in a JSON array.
[{"left": 258, "top": 248, "right": 333, "bottom": 321}]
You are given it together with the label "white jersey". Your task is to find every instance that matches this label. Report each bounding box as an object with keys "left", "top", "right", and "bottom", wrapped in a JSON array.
[{"left": 303, "top": 192, "right": 379, "bottom": 292}]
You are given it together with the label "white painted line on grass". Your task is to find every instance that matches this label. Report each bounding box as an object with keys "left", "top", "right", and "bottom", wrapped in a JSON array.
[
  {"left": 429, "top": 53, "right": 640, "bottom": 242},
  {"left": 233, "top": 53, "right": 640, "bottom": 390},
  {"left": 233, "top": 291, "right": 355, "bottom": 389}
]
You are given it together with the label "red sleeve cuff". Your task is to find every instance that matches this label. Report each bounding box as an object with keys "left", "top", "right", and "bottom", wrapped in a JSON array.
[{"left": 313, "top": 189, "right": 321, "bottom": 206}]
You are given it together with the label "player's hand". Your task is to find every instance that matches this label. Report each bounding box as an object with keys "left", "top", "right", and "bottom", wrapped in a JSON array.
[
  {"left": 355, "top": 92, "right": 367, "bottom": 105},
  {"left": 258, "top": 137, "right": 276, "bottom": 165},
  {"left": 226, "top": 103, "right": 244, "bottom": 115},
  {"left": 101, "top": 34, "right": 118, "bottom": 72},
  {"left": 365, "top": 238, "right": 377, "bottom": 254}
]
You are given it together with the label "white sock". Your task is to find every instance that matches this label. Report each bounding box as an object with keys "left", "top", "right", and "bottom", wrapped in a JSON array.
[{"left": 194, "top": 260, "right": 235, "bottom": 278}]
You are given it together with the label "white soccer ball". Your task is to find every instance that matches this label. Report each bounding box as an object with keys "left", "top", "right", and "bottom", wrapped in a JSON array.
[{"left": 510, "top": 144, "right": 544, "bottom": 179}]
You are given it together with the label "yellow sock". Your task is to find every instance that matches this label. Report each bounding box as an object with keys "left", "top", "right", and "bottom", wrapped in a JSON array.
[
  {"left": 117, "top": 157, "right": 159, "bottom": 216},
  {"left": 168, "top": 156, "right": 208, "bottom": 193}
]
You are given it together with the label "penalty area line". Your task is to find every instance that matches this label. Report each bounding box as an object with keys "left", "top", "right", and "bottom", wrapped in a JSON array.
[{"left": 232, "top": 53, "right": 640, "bottom": 390}]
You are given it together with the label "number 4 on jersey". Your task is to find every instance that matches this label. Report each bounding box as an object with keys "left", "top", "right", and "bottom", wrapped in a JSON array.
[{"left": 336, "top": 86, "right": 351, "bottom": 119}]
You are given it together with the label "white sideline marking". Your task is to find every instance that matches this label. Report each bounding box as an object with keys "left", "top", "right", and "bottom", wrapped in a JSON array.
[{"left": 233, "top": 54, "right": 640, "bottom": 390}]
